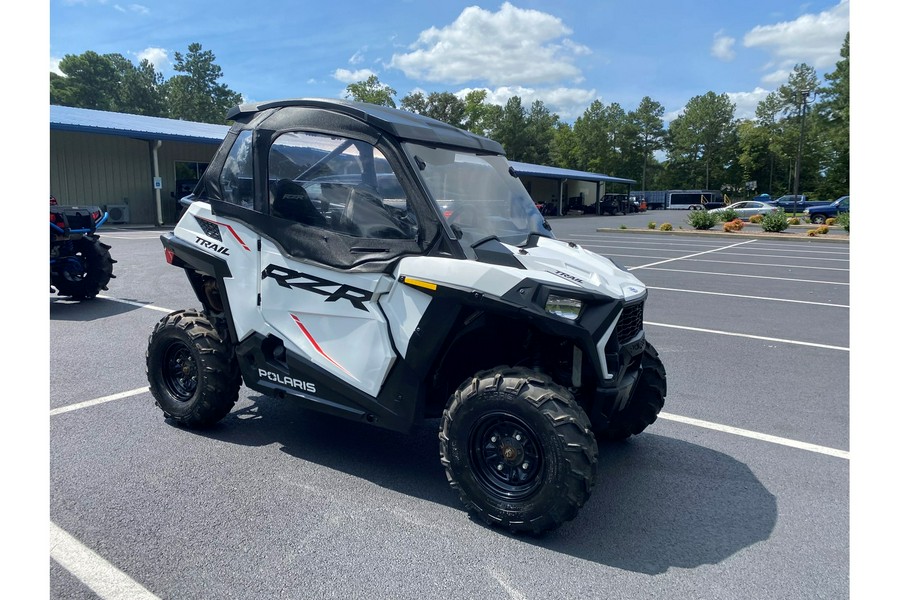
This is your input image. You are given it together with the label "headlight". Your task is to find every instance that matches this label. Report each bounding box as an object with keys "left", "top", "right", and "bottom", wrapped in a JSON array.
[{"left": 545, "top": 294, "right": 583, "bottom": 320}]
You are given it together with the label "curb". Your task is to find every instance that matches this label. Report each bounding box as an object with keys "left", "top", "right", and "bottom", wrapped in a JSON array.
[{"left": 595, "top": 227, "right": 850, "bottom": 243}]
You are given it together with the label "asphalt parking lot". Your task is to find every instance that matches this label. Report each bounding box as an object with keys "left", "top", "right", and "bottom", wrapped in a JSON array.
[{"left": 48, "top": 213, "right": 852, "bottom": 599}]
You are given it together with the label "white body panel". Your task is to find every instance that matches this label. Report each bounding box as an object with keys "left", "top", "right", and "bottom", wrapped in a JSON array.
[{"left": 258, "top": 240, "right": 396, "bottom": 397}]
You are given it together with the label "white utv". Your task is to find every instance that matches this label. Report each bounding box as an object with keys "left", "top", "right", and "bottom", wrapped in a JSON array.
[{"left": 146, "top": 98, "right": 666, "bottom": 534}]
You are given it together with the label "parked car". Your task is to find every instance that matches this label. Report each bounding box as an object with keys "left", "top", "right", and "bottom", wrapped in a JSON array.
[
  {"left": 804, "top": 195, "right": 849, "bottom": 224},
  {"left": 707, "top": 200, "right": 779, "bottom": 220},
  {"left": 766, "top": 194, "right": 830, "bottom": 213}
]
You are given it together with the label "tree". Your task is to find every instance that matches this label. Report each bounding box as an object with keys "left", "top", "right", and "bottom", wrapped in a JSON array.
[
  {"left": 461, "top": 89, "right": 501, "bottom": 137},
  {"left": 666, "top": 92, "right": 738, "bottom": 189},
  {"left": 630, "top": 97, "right": 666, "bottom": 191},
  {"left": 816, "top": 33, "right": 850, "bottom": 197},
  {"left": 400, "top": 91, "right": 466, "bottom": 127},
  {"left": 165, "top": 43, "right": 243, "bottom": 124},
  {"left": 550, "top": 122, "right": 579, "bottom": 169},
  {"left": 50, "top": 51, "right": 121, "bottom": 111},
  {"left": 493, "top": 97, "right": 529, "bottom": 160},
  {"left": 344, "top": 75, "right": 397, "bottom": 108},
  {"left": 522, "top": 100, "right": 558, "bottom": 165},
  {"left": 119, "top": 58, "right": 166, "bottom": 117}
]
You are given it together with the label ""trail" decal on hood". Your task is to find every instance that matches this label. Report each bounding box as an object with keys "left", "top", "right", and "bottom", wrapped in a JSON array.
[{"left": 549, "top": 270, "right": 584, "bottom": 285}]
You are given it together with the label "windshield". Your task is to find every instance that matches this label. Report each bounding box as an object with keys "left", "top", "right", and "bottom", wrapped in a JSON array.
[{"left": 403, "top": 143, "right": 552, "bottom": 246}]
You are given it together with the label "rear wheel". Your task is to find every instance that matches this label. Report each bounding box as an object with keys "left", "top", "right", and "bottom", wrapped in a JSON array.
[
  {"left": 146, "top": 310, "right": 241, "bottom": 428},
  {"left": 440, "top": 367, "right": 599, "bottom": 535},
  {"left": 595, "top": 342, "right": 667, "bottom": 441},
  {"left": 50, "top": 236, "right": 115, "bottom": 299}
]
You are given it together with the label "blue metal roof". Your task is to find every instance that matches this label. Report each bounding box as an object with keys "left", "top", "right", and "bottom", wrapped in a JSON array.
[
  {"left": 50, "top": 105, "right": 230, "bottom": 144},
  {"left": 49, "top": 105, "right": 634, "bottom": 184},
  {"left": 509, "top": 161, "right": 635, "bottom": 185}
]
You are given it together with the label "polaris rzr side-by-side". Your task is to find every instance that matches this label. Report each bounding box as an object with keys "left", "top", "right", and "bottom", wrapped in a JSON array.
[
  {"left": 50, "top": 196, "right": 116, "bottom": 299},
  {"left": 146, "top": 98, "right": 667, "bottom": 534}
]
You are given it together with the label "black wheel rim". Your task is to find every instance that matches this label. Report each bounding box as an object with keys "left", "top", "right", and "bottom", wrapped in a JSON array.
[
  {"left": 162, "top": 341, "right": 198, "bottom": 401},
  {"left": 470, "top": 412, "right": 543, "bottom": 501}
]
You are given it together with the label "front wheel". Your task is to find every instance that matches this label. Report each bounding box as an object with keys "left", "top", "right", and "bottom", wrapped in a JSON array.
[
  {"left": 439, "top": 367, "right": 599, "bottom": 535},
  {"left": 146, "top": 310, "right": 241, "bottom": 428},
  {"left": 809, "top": 213, "right": 827, "bottom": 224}
]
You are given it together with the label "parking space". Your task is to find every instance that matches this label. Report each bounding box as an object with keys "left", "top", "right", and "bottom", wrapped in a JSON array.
[{"left": 48, "top": 221, "right": 850, "bottom": 599}]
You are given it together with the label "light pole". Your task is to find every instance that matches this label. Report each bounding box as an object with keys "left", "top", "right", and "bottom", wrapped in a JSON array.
[{"left": 792, "top": 89, "right": 813, "bottom": 215}]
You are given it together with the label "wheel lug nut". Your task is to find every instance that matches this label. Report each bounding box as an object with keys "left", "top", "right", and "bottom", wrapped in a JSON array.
[
  {"left": 496, "top": 464, "right": 503, "bottom": 471},
  {"left": 522, "top": 462, "right": 529, "bottom": 469},
  {"left": 490, "top": 436, "right": 497, "bottom": 443},
  {"left": 515, "top": 434, "right": 522, "bottom": 441}
]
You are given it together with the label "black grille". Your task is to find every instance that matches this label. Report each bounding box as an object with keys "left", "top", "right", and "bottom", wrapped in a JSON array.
[
  {"left": 195, "top": 216, "right": 222, "bottom": 241},
  {"left": 616, "top": 302, "right": 644, "bottom": 344}
]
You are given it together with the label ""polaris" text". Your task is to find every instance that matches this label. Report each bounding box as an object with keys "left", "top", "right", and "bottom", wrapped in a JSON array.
[{"left": 258, "top": 368, "right": 317, "bottom": 393}]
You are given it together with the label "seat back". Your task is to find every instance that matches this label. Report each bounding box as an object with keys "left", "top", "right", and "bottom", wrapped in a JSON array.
[{"left": 272, "top": 179, "right": 327, "bottom": 227}]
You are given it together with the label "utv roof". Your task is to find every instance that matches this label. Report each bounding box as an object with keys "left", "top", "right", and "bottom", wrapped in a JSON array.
[{"left": 226, "top": 98, "right": 506, "bottom": 155}]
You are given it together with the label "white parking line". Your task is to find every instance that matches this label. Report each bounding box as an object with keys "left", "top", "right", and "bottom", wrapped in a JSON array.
[
  {"left": 627, "top": 239, "right": 758, "bottom": 270},
  {"left": 648, "top": 286, "right": 849, "bottom": 308},
  {"left": 639, "top": 267, "right": 848, "bottom": 286},
  {"left": 96, "top": 295, "right": 172, "bottom": 313},
  {"left": 50, "top": 387, "right": 150, "bottom": 416},
  {"left": 50, "top": 521, "right": 162, "bottom": 600},
  {"left": 646, "top": 321, "right": 848, "bottom": 351},
  {"left": 658, "top": 412, "right": 849, "bottom": 459}
]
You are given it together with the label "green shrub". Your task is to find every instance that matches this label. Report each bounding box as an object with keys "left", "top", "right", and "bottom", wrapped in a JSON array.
[
  {"left": 761, "top": 210, "right": 790, "bottom": 232},
  {"left": 687, "top": 209, "right": 718, "bottom": 230},
  {"left": 660, "top": 222, "right": 673, "bottom": 231},
  {"left": 836, "top": 212, "right": 849, "bottom": 232},
  {"left": 648, "top": 221, "right": 657, "bottom": 229},
  {"left": 619, "top": 224, "right": 627, "bottom": 229},
  {"left": 718, "top": 207, "right": 738, "bottom": 222}
]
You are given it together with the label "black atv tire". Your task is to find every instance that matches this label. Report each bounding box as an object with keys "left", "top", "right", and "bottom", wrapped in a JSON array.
[
  {"left": 146, "top": 310, "right": 241, "bottom": 428},
  {"left": 51, "top": 236, "right": 115, "bottom": 299},
  {"left": 439, "top": 367, "right": 599, "bottom": 535},
  {"left": 595, "top": 341, "right": 667, "bottom": 442}
]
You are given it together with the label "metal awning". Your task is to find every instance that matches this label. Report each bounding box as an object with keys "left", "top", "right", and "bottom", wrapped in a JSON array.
[
  {"left": 50, "top": 105, "right": 230, "bottom": 144},
  {"left": 509, "top": 161, "right": 635, "bottom": 185}
]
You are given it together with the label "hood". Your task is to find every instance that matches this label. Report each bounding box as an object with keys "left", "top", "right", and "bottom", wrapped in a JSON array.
[{"left": 513, "top": 237, "right": 646, "bottom": 302}]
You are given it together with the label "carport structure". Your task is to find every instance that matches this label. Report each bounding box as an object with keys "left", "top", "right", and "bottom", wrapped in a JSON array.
[{"left": 510, "top": 161, "right": 635, "bottom": 216}]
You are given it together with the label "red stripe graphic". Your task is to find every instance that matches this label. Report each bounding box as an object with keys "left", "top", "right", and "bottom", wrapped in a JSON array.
[{"left": 289, "top": 314, "right": 356, "bottom": 379}]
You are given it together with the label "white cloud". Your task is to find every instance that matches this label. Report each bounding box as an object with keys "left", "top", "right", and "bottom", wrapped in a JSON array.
[
  {"left": 726, "top": 87, "right": 771, "bottom": 120},
  {"left": 332, "top": 68, "right": 377, "bottom": 84},
  {"left": 137, "top": 47, "right": 169, "bottom": 72},
  {"left": 349, "top": 49, "right": 366, "bottom": 65},
  {"left": 50, "top": 57, "right": 63, "bottom": 76},
  {"left": 390, "top": 2, "right": 589, "bottom": 86},
  {"left": 456, "top": 85, "right": 598, "bottom": 121},
  {"left": 113, "top": 3, "right": 149, "bottom": 15},
  {"left": 743, "top": 0, "right": 849, "bottom": 84},
  {"left": 711, "top": 30, "right": 736, "bottom": 61}
]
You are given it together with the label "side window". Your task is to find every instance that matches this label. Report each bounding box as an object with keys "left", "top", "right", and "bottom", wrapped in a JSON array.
[
  {"left": 220, "top": 130, "right": 253, "bottom": 207},
  {"left": 268, "top": 131, "right": 417, "bottom": 240}
]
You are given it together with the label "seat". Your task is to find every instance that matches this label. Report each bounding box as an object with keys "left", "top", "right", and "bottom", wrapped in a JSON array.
[{"left": 271, "top": 179, "right": 327, "bottom": 227}]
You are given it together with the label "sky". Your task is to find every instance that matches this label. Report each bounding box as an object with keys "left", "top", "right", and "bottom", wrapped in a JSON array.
[{"left": 49, "top": 0, "right": 852, "bottom": 125}]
